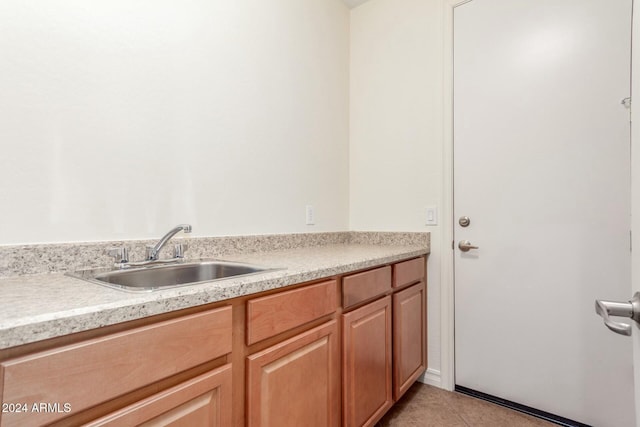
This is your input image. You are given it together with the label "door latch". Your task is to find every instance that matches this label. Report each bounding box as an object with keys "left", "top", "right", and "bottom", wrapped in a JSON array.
[{"left": 595, "top": 292, "right": 640, "bottom": 336}]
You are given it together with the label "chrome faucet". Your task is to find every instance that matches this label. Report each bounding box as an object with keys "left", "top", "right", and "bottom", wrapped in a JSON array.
[
  {"left": 145, "top": 224, "right": 192, "bottom": 261},
  {"left": 106, "top": 224, "right": 193, "bottom": 269}
]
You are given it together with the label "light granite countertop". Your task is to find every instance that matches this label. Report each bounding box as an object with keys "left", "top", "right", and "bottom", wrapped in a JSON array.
[{"left": 0, "top": 236, "right": 429, "bottom": 350}]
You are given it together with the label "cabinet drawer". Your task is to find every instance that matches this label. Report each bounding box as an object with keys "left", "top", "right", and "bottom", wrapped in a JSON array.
[
  {"left": 393, "top": 257, "right": 425, "bottom": 289},
  {"left": 342, "top": 266, "right": 391, "bottom": 309},
  {"left": 86, "top": 364, "right": 232, "bottom": 427},
  {"left": 247, "top": 280, "right": 337, "bottom": 345},
  {"left": 0, "top": 306, "right": 232, "bottom": 427}
]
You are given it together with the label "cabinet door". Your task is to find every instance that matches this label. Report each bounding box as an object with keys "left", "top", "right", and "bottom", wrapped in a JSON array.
[
  {"left": 393, "top": 282, "right": 427, "bottom": 400},
  {"left": 246, "top": 320, "right": 340, "bottom": 427},
  {"left": 86, "top": 364, "right": 232, "bottom": 427},
  {"left": 342, "top": 296, "right": 392, "bottom": 427}
]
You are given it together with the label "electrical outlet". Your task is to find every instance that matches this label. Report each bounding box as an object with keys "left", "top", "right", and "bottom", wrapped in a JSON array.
[
  {"left": 305, "top": 205, "right": 315, "bottom": 225},
  {"left": 425, "top": 206, "right": 438, "bottom": 226}
]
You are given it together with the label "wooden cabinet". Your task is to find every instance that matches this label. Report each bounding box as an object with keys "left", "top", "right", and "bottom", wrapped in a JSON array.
[
  {"left": 393, "top": 282, "right": 427, "bottom": 400},
  {"left": 342, "top": 296, "right": 393, "bottom": 427},
  {"left": 342, "top": 256, "right": 427, "bottom": 427},
  {"left": 0, "top": 255, "right": 426, "bottom": 427},
  {"left": 342, "top": 266, "right": 391, "bottom": 309},
  {"left": 246, "top": 320, "right": 340, "bottom": 427},
  {"left": 85, "top": 364, "right": 232, "bottom": 427},
  {"left": 0, "top": 306, "right": 232, "bottom": 427},
  {"left": 393, "top": 257, "right": 425, "bottom": 289},
  {"left": 246, "top": 280, "right": 337, "bottom": 345}
]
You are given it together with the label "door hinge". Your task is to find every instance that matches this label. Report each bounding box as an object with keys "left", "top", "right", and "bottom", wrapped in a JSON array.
[
  {"left": 631, "top": 230, "right": 632, "bottom": 252},
  {"left": 452, "top": 240, "right": 455, "bottom": 250}
]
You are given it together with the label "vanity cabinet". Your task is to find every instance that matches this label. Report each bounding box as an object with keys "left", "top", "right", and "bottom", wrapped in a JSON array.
[{"left": 245, "top": 279, "right": 340, "bottom": 427}]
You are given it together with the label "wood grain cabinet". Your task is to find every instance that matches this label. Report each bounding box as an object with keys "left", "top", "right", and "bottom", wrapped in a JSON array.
[
  {"left": 393, "top": 282, "right": 426, "bottom": 400},
  {"left": 342, "top": 296, "right": 393, "bottom": 427},
  {"left": 342, "top": 257, "right": 427, "bottom": 427},
  {"left": 0, "top": 306, "right": 232, "bottom": 427},
  {"left": 0, "top": 256, "right": 426, "bottom": 427},
  {"left": 85, "top": 364, "right": 232, "bottom": 427},
  {"left": 244, "top": 280, "right": 340, "bottom": 427},
  {"left": 392, "top": 258, "right": 427, "bottom": 401},
  {"left": 246, "top": 320, "right": 340, "bottom": 427}
]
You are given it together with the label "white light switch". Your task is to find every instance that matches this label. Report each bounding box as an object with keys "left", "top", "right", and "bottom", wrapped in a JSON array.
[
  {"left": 305, "top": 205, "right": 315, "bottom": 225},
  {"left": 425, "top": 206, "right": 438, "bottom": 226}
]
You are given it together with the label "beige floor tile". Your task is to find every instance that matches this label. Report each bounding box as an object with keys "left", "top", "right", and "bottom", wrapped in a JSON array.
[{"left": 377, "top": 383, "right": 555, "bottom": 427}]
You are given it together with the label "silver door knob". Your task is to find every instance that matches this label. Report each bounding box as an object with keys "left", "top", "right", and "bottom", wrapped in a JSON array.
[
  {"left": 458, "top": 240, "right": 479, "bottom": 252},
  {"left": 595, "top": 292, "right": 640, "bottom": 336}
]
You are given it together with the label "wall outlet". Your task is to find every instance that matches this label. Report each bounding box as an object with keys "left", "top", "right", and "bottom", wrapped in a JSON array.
[
  {"left": 425, "top": 206, "right": 438, "bottom": 226},
  {"left": 305, "top": 205, "right": 315, "bottom": 225}
]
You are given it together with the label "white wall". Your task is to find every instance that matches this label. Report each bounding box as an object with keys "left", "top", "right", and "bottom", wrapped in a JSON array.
[
  {"left": 349, "top": 0, "right": 444, "bottom": 383},
  {"left": 0, "top": 0, "right": 350, "bottom": 244}
]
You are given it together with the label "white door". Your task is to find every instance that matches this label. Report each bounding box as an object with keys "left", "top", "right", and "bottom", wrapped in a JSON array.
[
  {"left": 631, "top": 4, "right": 640, "bottom": 424},
  {"left": 453, "top": 1, "right": 634, "bottom": 426}
]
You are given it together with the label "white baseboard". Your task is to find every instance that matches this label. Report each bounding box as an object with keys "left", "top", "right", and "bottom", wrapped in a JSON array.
[{"left": 417, "top": 368, "right": 442, "bottom": 388}]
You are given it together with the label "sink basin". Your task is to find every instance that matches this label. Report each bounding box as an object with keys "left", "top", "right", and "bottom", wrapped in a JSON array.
[{"left": 70, "top": 260, "right": 280, "bottom": 292}]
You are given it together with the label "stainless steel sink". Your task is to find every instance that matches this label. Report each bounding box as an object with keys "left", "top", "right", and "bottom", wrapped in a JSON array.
[{"left": 69, "top": 260, "right": 280, "bottom": 292}]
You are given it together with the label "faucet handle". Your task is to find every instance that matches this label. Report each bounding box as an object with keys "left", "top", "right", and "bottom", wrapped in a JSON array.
[
  {"left": 144, "top": 244, "right": 155, "bottom": 261},
  {"left": 107, "top": 247, "right": 129, "bottom": 263},
  {"left": 174, "top": 243, "right": 189, "bottom": 259}
]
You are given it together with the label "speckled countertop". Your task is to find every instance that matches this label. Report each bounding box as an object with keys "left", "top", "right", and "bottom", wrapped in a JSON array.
[{"left": 0, "top": 232, "right": 429, "bottom": 350}]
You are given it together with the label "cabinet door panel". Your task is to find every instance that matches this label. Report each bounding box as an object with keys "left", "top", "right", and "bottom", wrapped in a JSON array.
[
  {"left": 246, "top": 320, "right": 339, "bottom": 427},
  {"left": 393, "top": 282, "right": 426, "bottom": 400},
  {"left": 342, "top": 296, "right": 392, "bottom": 427},
  {"left": 86, "top": 364, "right": 232, "bottom": 427}
]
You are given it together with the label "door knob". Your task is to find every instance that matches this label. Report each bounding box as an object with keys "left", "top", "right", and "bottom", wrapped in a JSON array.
[
  {"left": 458, "top": 240, "right": 479, "bottom": 252},
  {"left": 595, "top": 292, "right": 640, "bottom": 336}
]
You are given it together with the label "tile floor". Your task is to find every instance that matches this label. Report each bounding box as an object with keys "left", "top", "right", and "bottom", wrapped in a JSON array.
[{"left": 377, "top": 383, "right": 556, "bottom": 427}]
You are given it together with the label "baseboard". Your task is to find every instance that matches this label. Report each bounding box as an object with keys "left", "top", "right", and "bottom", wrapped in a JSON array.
[{"left": 418, "top": 368, "right": 441, "bottom": 388}]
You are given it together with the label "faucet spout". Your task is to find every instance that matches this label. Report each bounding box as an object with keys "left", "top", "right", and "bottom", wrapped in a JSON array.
[{"left": 146, "top": 224, "right": 192, "bottom": 261}]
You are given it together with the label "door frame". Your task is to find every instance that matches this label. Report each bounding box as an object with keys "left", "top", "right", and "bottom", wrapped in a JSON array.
[{"left": 439, "top": 0, "right": 471, "bottom": 392}]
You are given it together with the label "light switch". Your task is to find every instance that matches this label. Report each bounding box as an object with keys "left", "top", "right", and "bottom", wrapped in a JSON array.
[
  {"left": 305, "top": 205, "right": 315, "bottom": 225},
  {"left": 425, "top": 206, "right": 438, "bottom": 226}
]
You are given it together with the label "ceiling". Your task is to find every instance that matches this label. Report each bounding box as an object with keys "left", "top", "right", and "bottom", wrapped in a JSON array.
[{"left": 342, "top": 0, "right": 372, "bottom": 9}]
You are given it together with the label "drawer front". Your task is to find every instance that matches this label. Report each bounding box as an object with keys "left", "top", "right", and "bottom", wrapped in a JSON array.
[
  {"left": 342, "top": 266, "right": 392, "bottom": 309},
  {"left": 0, "top": 306, "right": 232, "bottom": 427},
  {"left": 86, "top": 364, "right": 232, "bottom": 427},
  {"left": 393, "top": 257, "right": 425, "bottom": 289},
  {"left": 247, "top": 280, "right": 338, "bottom": 345}
]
